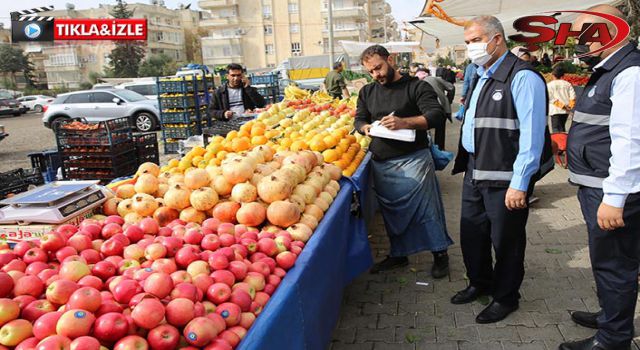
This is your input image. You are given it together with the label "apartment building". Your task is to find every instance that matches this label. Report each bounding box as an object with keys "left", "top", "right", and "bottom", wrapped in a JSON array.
[
  {"left": 31, "top": 2, "right": 203, "bottom": 89},
  {"left": 199, "top": 0, "right": 399, "bottom": 70}
]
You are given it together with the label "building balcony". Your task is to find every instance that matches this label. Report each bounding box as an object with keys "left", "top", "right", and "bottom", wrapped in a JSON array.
[
  {"left": 203, "top": 55, "right": 244, "bottom": 66},
  {"left": 202, "top": 36, "right": 242, "bottom": 46},
  {"left": 43, "top": 63, "right": 81, "bottom": 71},
  {"left": 200, "top": 16, "right": 239, "bottom": 27},
  {"left": 198, "top": 0, "right": 238, "bottom": 8},
  {"left": 322, "top": 28, "right": 367, "bottom": 40},
  {"left": 321, "top": 7, "right": 367, "bottom": 21}
]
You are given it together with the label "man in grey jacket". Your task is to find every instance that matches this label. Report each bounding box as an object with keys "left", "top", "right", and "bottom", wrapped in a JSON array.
[{"left": 418, "top": 68, "right": 455, "bottom": 150}]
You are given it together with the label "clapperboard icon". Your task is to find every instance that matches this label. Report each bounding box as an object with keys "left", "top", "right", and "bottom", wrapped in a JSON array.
[{"left": 11, "top": 6, "right": 55, "bottom": 43}]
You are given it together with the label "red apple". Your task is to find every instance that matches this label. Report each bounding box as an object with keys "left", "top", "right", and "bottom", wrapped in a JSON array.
[
  {"left": 175, "top": 247, "right": 199, "bottom": 268},
  {"left": 12, "top": 295, "right": 36, "bottom": 310},
  {"left": 14, "top": 337, "right": 38, "bottom": 350},
  {"left": 101, "top": 223, "right": 122, "bottom": 239},
  {"left": 143, "top": 272, "right": 173, "bottom": 299},
  {"left": 259, "top": 258, "right": 276, "bottom": 273},
  {"left": 100, "top": 238, "right": 125, "bottom": 257},
  {"left": 227, "top": 261, "right": 248, "bottom": 281},
  {"left": 56, "top": 224, "right": 78, "bottom": 239},
  {"left": 94, "top": 300, "right": 123, "bottom": 318},
  {"left": 124, "top": 225, "right": 145, "bottom": 243},
  {"left": 218, "top": 330, "right": 241, "bottom": 347},
  {"left": 32, "top": 311, "right": 62, "bottom": 340},
  {"left": 244, "top": 272, "right": 265, "bottom": 292},
  {"left": 206, "top": 283, "right": 231, "bottom": 304},
  {"left": 131, "top": 298, "right": 165, "bottom": 330},
  {"left": 59, "top": 261, "right": 90, "bottom": 282},
  {"left": 215, "top": 302, "right": 241, "bottom": 327},
  {"left": 249, "top": 261, "right": 270, "bottom": 278},
  {"left": 14, "top": 275, "right": 45, "bottom": 298},
  {"left": 112, "top": 279, "right": 141, "bottom": 304},
  {"left": 204, "top": 339, "right": 233, "bottom": 350},
  {"left": 67, "top": 234, "right": 92, "bottom": 252},
  {"left": 67, "top": 287, "right": 102, "bottom": 313},
  {"left": 56, "top": 309, "right": 95, "bottom": 339},
  {"left": 230, "top": 289, "right": 252, "bottom": 312},
  {"left": 91, "top": 261, "right": 116, "bottom": 281},
  {"left": 0, "top": 319, "right": 33, "bottom": 346},
  {"left": 70, "top": 336, "right": 100, "bottom": 350},
  {"left": 170, "top": 271, "right": 191, "bottom": 285},
  {"left": 202, "top": 218, "right": 221, "bottom": 232},
  {"left": 147, "top": 324, "right": 180, "bottom": 350},
  {"left": 192, "top": 274, "right": 214, "bottom": 294},
  {"left": 231, "top": 282, "right": 256, "bottom": 300},
  {"left": 93, "top": 312, "right": 129, "bottom": 343},
  {"left": 23, "top": 248, "right": 47, "bottom": 264},
  {"left": 159, "top": 237, "right": 182, "bottom": 258},
  {"left": 113, "top": 335, "right": 148, "bottom": 350},
  {"left": 239, "top": 312, "right": 255, "bottom": 329},
  {"left": 184, "top": 228, "right": 204, "bottom": 245},
  {"left": 144, "top": 243, "right": 167, "bottom": 261},
  {"left": 170, "top": 283, "right": 199, "bottom": 302},
  {"left": 254, "top": 291, "right": 270, "bottom": 307},
  {"left": 201, "top": 234, "right": 220, "bottom": 251},
  {"left": 12, "top": 242, "right": 36, "bottom": 258},
  {"left": 276, "top": 251, "right": 297, "bottom": 270},
  {"left": 39, "top": 233, "right": 66, "bottom": 253},
  {"left": 257, "top": 238, "right": 278, "bottom": 257},
  {"left": 35, "top": 334, "right": 71, "bottom": 350},
  {"left": 77, "top": 275, "right": 102, "bottom": 290},
  {"left": 165, "top": 298, "right": 195, "bottom": 327},
  {"left": 206, "top": 312, "right": 227, "bottom": 334},
  {"left": 183, "top": 317, "right": 218, "bottom": 347},
  {"left": 24, "top": 262, "right": 48, "bottom": 276},
  {"left": 138, "top": 218, "right": 160, "bottom": 236},
  {"left": 208, "top": 254, "right": 229, "bottom": 271},
  {"left": 45, "top": 279, "right": 78, "bottom": 305},
  {"left": 79, "top": 249, "right": 101, "bottom": 264},
  {"left": 151, "top": 259, "right": 177, "bottom": 274},
  {"left": 0, "top": 273, "right": 14, "bottom": 298},
  {"left": 0, "top": 299, "right": 20, "bottom": 327},
  {"left": 55, "top": 246, "right": 77, "bottom": 263},
  {"left": 186, "top": 261, "right": 210, "bottom": 278}
]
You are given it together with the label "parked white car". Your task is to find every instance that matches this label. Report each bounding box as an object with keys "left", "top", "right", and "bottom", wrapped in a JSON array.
[
  {"left": 16, "top": 95, "right": 55, "bottom": 113},
  {"left": 116, "top": 80, "right": 158, "bottom": 100}
]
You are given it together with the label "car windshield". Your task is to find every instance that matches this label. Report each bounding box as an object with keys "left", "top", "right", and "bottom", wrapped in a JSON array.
[
  {"left": 114, "top": 90, "right": 147, "bottom": 102},
  {"left": 0, "top": 91, "right": 13, "bottom": 99}
]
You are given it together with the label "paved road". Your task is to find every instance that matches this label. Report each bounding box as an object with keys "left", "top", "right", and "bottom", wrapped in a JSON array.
[
  {"left": 0, "top": 112, "right": 57, "bottom": 173},
  {"left": 330, "top": 122, "right": 640, "bottom": 349}
]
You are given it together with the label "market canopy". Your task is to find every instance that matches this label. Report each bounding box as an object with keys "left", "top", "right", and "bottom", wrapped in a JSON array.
[{"left": 409, "top": 0, "right": 615, "bottom": 48}]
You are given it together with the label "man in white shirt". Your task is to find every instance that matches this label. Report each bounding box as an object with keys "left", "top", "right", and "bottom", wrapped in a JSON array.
[
  {"left": 546, "top": 66, "right": 576, "bottom": 133},
  {"left": 560, "top": 5, "right": 640, "bottom": 350}
]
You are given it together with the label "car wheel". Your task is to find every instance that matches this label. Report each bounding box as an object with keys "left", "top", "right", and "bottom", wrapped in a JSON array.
[
  {"left": 134, "top": 112, "right": 157, "bottom": 132},
  {"left": 13, "top": 112, "right": 21, "bottom": 117},
  {"left": 34, "top": 105, "right": 43, "bottom": 113}
]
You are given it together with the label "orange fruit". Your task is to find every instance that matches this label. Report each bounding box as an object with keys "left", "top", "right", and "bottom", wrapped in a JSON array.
[
  {"left": 322, "top": 149, "right": 339, "bottom": 163},
  {"left": 251, "top": 135, "right": 268, "bottom": 145},
  {"left": 232, "top": 137, "right": 251, "bottom": 152},
  {"left": 309, "top": 139, "right": 327, "bottom": 152},
  {"left": 323, "top": 135, "right": 338, "bottom": 149},
  {"left": 251, "top": 126, "right": 265, "bottom": 137},
  {"left": 238, "top": 130, "right": 250, "bottom": 138},
  {"left": 168, "top": 159, "right": 179, "bottom": 168},
  {"left": 290, "top": 140, "right": 309, "bottom": 151},
  {"left": 226, "top": 130, "right": 238, "bottom": 140},
  {"left": 280, "top": 138, "right": 293, "bottom": 148}
]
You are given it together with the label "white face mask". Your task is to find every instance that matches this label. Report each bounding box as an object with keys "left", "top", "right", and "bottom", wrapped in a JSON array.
[{"left": 467, "top": 35, "right": 498, "bottom": 66}]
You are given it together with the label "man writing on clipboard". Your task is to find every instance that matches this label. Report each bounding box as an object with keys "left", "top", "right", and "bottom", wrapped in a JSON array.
[{"left": 355, "top": 45, "right": 453, "bottom": 278}]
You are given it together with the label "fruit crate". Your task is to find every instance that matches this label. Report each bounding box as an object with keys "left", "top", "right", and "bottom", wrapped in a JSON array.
[
  {"left": 159, "top": 94, "right": 197, "bottom": 109},
  {"left": 133, "top": 133, "right": 159, "bottom": 165},
  {"left": 163, "top": 123, "right": 201, "bottom": 139},
  {"left": 160, "top": 109, "right": 199, "bottom": 124},
  {"left": 63, "top": 159, "right": 137, "bottom": 183},
  {"left": 28, "top": 150, "right": 61, "bottom": 183},
  {"left": 0, "top": 168, "right": 44, "bottom": 199},
  {"left": 59, "top": 141, "right": 135, "bottom": 157},
  {"left": 250, "top": 73, "right": 278, "bottom": 85},
  {"left": 56, "top": 118, "right": 133, "bottom": 147},
  {"left": 61, "top": 150, "right": 136, "bottom": 169},
  {"left": 203, "top": 116, "right": 255, "bottom": 142}
]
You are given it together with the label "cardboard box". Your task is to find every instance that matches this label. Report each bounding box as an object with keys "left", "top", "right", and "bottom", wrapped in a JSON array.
[{"left": 0, "top": 208, "right": 95, "bottom": 245}]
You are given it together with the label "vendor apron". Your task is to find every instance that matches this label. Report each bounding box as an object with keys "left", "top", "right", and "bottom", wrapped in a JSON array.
[{"left": 371, "top": 147, "right": 453, "bottom": 257}]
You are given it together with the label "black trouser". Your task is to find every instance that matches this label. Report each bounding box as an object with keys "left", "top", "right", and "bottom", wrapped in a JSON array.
[
  {"left": 550, "top": 114, "right": 568, "bottom": 133},
  {"left": 460, "top": 157, "right": 531, "bottom": 306},
  {"left": 434, "top": 116, "right": 448, "bottom": 151},
  {"left": 577, "top": 187, "right": 640, "bottom": 347}
]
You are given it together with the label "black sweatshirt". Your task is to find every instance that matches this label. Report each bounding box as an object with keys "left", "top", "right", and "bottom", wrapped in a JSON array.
[
  {"left": 210, "top": 84, "right": 267, "bottom": 120},
  {"left": 355, "top": 75, "right": 445, "bottom": 161}
]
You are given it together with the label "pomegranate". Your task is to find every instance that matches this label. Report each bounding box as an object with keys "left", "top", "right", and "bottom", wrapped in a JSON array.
[
  {"left": 168, "top": 174, "right": 185, "bottom": 186},
  {"left": 231, "top": 182, "right": 258, "bottom": 203},
  {"left": 280, "top": 164, "right": 307, "bottom": 184},
  {"left": 305, "top": 178, "right": 324, "bottom": 195},
  {"left": 287, "top": 223, "right": 313, "bottom": 242},
  {"left": 205, "top": 165, "right": 222, "bottom": 180},
  {"left": 137, "top": 162, "right": 161, "bottom": 177},
  {"left": 222, "top": 158, "right": 254, "bottom": 185},
  {"left": 313, "top": 197, "right": 330, "bottom": 212},
  {"left": 257, "top": 176, "right": 291, "bottom": 203},
  {"left": 323, "top": 185, "right": 338, "bottom": 198},
  {"left": 319, "top": 191, "right": 334, "bottom": 205},
  {"left": 184, "top": 169, "right": 210, "bottom": 190},
  {"left": 283, "top": 154, "right": 313, "bottom": 173},
  {"left": 190, "top": 187, "right": 219, "bottom": 211},
  {"left": 103, "top": 198, "right": 122, "bottom": 216},
  {"left": 299, "top": 214, "right": 319, "bottom": 230},
  {"left": 164, "top": 184, "right": 192, "bottom": 210},
  {"left": 267, "top": 201, "right": 301, "bottom": 228},
  {"left": 156, "top": 183, "right": 169, "bottom": 198},
  {"left": 116, "top": 184, "right": 135, "bottom": 199},
  {"left": 158, "top": 171, "right": 172, "bottom": 184},
  {"left": 328, "top": 180, "right": 340, "bottom": 192},
  {"left": 117, "top": 199, "right": 134, "bottom": 217},
  {"left": 304, "top": 204, "right": 324, "bottom": 221},
  {"left": 179, "top": 207, "right": 206, "bottom": 224},
  {"left": 293, "top": 184, "right": 316, "bottom": 204},
  {"left": 131, "top": 193, "right": 159, "bottom": 217},
  {"left": 135, "top": 173, "right": 160, "bottom": 195},
  {"left": 213, "top": 175, "right": 233, "bottom": 197},
  {"left": 288, "top": 194, "right": 306, "bottom": 212},
  {"left": 153, "top": 207, "right": 180, "bottom": 227},
  {"left": 124, "top": 212, "right": 144, "bottom": 225},
  {"left": 324, "top": 164, "right": 342, "bottom": 181},
  {"left": 236, "top": 203, "right": 267, "bottom": 227},
  {"left": 211, "top": 202, "right": 241, "bottom": 224}
]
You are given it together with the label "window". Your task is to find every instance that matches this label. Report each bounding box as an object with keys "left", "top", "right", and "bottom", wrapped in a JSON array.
[
  {"left": 267, "top": 63, "right": 276, "bottom": 68},
  {"left": 155, "top": 32, "right": 164, "bottom": 42},
  {"left": 125, "top": 84, "right": 156, "bottom": 96},
  {"left": 290, "top": 23, "right": 299, "bottom": 33},
  {"left": 288, "top": 2, "right": 298, "bottom": 13},
  {"left": 264, "top": 25, "right": 273, "bottom": 35},
  {"left": 91, "top": 92, "right": 116, "bottom": 103},
  {"left": 265, "top": 44, "right": 274, "bottom": 55},
  {"left": 263, "top": 5, "right": 271, "bottom": 18},
  {"left": 65, "top": 93, "right": 91, "bottom": 104},
  {"left": 291, "top": 42, "right": 301, "bottom": 56}
]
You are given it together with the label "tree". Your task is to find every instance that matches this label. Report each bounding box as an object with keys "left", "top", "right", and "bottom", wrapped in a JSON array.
[
  {"left": 0, "top": 45, "right": 34, "bottom": 87},
  {"left": 105, "top": 0, "right": 146, "bottom": 78},
  {"left": 618, "top": 0, "right": 639, "bottom": 43},
  {"left": 138, "top": 54, "right": 178, "bottom": 77}
]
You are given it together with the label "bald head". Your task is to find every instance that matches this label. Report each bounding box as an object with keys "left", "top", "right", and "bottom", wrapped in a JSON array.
[{"left": 574, "top": 4, "right": 628, "bottom": 59}]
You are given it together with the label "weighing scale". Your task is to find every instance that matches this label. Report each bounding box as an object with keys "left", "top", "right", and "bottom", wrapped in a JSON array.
[{"left": 0, "top": 181, "right": 110, "bottom": 225}]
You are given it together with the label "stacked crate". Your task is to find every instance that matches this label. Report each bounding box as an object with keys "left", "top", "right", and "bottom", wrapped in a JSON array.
[
  {"left": 0, "top": 168, "right": 44, "bottom": 199},
  {"left": 55, "top": 118, "right": 136, "bottom": 183},
  {"left": 158, "top": 75, "right": 214, "bottom": 154},
  {"left": 250, "top": 72, "right": 280, "bottom": 103},
  {"left": 133, "top": 133, "right": 160, "bottom": 165}
]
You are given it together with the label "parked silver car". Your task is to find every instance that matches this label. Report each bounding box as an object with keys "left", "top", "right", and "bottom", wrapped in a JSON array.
[{"left": 42, "top": 89, "right": 160, "bottom": 132}]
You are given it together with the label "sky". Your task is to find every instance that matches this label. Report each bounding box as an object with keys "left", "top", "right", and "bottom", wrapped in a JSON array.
[{"left": 0, "top": 0, "right": 425, "bottom": 29}]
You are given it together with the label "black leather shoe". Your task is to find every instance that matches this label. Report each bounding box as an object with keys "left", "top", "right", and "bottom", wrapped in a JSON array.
[
  {"left": 370, "top": 256, "right": 408, "bottom": 274},
  {"left": 450, "top": 286, "right": 487, "bottom": 305},
  {"left": 431, "top": 251, "right": 449, "bottom": 279},
  {"left": 476, "top": 301, "right": 519, "bottom": 324},
  {"left": 558, "top": 336, "right": 630, "bottom": 350},
  {"left": 571, "top": 310, "right": 600, "bottom": 329}
]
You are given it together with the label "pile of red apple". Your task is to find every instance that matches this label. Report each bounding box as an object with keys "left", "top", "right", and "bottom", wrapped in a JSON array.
[{"left": 0, "top": 215, "right": 302, "bottom": 350}]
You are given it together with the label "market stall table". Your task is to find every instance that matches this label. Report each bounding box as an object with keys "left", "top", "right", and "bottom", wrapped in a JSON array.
[{"left": 238, "top": 153, "right": 373, "bottom": 350}]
